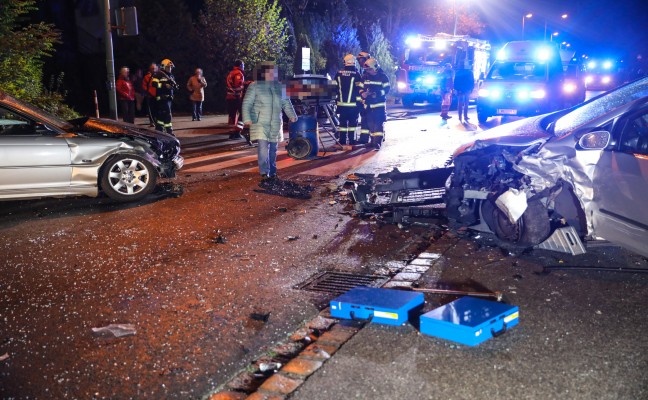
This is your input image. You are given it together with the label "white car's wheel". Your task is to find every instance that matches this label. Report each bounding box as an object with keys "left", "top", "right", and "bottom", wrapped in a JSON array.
[{"left": 101, "top": 154, "right": 157, "bottom": 202}]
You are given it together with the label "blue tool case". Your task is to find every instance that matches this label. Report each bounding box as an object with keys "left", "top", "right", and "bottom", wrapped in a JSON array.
[
  {"left": 420, "top": 297, "right": 519, "bottom": 346},
  {"left": 330, "top": 287, "right": 424, "bottom": 326}
]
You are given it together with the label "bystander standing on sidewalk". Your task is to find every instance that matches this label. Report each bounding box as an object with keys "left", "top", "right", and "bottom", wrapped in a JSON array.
[
  {"left": 187, "top": 68, "right": 207, "bottom": 121},
  {"left": 116, "top": 66, "right": 135, "bottom": 123},
  {"left": 142, "top": 63, "right": 158, "bottom": 127},
  {"left": 242, "top": 61, "right": 297, "bottom": 180},
  {"left": 226, "top": 60, "right": 245, "bottom": 128}
]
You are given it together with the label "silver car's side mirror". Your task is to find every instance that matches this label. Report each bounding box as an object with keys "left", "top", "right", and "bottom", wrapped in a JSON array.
[{"left": 578, "top": 131, "right": 610, "bottom": 150}]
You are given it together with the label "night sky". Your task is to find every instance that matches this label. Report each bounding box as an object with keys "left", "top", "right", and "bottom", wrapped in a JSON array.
[{"left": 474, "top": 0, "right": 648, "bottom": 59}]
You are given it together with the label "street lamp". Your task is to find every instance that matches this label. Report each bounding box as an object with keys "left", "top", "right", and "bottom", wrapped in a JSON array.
[
  {"left": 550, "top": 32, "right": 559, "bottom": 42},
  {"left": 522, "top": 13, "right": 533, "bottom": 40},
  {"left": 453, "top": 0, "right": 458, "bottom": 36},
  {"left": 544, "top": 13, "right": 568, "bottom": 40}
]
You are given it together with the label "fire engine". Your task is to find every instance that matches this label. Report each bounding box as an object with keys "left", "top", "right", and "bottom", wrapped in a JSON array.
[{"left": 395, "top": 33, "right": 491, "bottom": 107}]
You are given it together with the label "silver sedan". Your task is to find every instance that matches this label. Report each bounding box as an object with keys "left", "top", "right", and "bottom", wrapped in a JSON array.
[{"left": 0, "top": 91, "right": 183, "bottom": 202}]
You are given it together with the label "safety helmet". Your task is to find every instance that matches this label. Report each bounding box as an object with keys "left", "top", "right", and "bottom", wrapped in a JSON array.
[
  {"left": 363, "top": 58, "right": 379, "bottom": 71},
  {"left": 160, "top": 59, "right": 175, "bottom": 68},
  {"left": 343, "top": 54, "right": 356, "bottom": 66},
  {"left": 357, "top": 51, "right": 371, "bottom": 61}
]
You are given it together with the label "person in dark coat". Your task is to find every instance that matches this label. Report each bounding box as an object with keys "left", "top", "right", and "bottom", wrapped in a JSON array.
[{"left": 453, "top": 67, "right": 475, "bottom": 122}]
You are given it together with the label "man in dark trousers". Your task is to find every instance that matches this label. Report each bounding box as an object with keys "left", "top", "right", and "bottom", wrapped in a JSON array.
[
  {"left": 226, "top": 60, "right": 245, "bottom": 138},
  {"left": 333, "top": 54, "right": 363, "bottom": 145},
  {"left": 141, "top": 63, "right": 158, "bottom": 127},
  {"left": 359, "top": 57, "right": 390, "bottom": 150},
  {"left": 439, "top": 63, "right": 454, "bottom": 120},
  {"left": 356, "top": 51, "right": 372, "bottom": 143},
  {"left": 453, "top": 65, "right": 475, "bottom": 122},
  {"left": 151, "top": 59, "right": 178, "bottom": 135}
]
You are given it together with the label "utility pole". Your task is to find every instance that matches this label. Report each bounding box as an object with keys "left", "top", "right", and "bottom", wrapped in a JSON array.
[{"left": 103, "top": 0, "right": 118, "bottom": 120}]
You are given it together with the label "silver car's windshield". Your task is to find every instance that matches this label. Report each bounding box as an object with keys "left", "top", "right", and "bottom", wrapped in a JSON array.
[
  {"left": 1, "top": 92, "right": 74, "bottom": 130},
  {"left": 553, "top": 77, "right": 648, "bottom": 134}
]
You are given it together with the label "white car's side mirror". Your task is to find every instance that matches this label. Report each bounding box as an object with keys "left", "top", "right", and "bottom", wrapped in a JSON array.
[{"left": 578, "top": 130, "right": 610, "bottom": 150}]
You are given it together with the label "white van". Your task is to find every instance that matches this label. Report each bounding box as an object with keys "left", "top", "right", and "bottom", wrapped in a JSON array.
[{"left": 476, "top": 41, "right": 565, "bottom": 123}]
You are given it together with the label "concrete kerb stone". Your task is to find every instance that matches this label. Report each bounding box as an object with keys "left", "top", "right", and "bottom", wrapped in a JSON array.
[{"left": 207, "top": 249, "right": 440, "bottom": 399}]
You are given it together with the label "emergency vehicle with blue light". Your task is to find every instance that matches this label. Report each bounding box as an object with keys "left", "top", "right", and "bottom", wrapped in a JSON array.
[
  {"left": 395, "top": 33, "right": 491, "bottom": 107},
  {"left": 477, "top": 41, "right": 569, "bottom": 123}
]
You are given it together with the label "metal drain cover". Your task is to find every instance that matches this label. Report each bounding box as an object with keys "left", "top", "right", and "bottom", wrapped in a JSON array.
[{"left": 295, "top": 271, "right": 389, "bottom": 295}]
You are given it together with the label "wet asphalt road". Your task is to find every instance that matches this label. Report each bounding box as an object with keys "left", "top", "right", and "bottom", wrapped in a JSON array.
[{"left": 1, "top": 105, "right": 647, "bottom": 399}]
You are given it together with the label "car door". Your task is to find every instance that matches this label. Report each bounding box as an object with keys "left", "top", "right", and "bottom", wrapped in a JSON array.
[
  {"left": 591, "top": 107, "right": 648, "bottom": 257},
  {"left": 0, "top": 105, "right": 71, "bottom": 194}
]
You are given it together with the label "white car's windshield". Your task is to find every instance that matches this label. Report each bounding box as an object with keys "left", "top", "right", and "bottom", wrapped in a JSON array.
[
  {"left": 0, "top": 91, "right": 74, "bottom": 130},
  {"left": 553, "top": 77, "right": 648, "bottom": 134}
]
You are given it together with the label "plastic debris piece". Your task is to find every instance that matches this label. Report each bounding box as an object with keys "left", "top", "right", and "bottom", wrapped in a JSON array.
[
  {"left": 258, "top": 362, "right": 282, "bottom": 372},
  {"left": 286, "top": 236, "right": 300, "bottom": 241},
  {"left": 329, "top": 200, "right": 338, "bottom": 205},
  {"left": 91, "top": 324, "right": 136, "bottom": 338},
  {"left": 0, "top": 353, "right": 9, "bottom": 362}
]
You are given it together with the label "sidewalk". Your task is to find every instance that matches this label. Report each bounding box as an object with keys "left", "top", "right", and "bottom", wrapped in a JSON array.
[{"left": 134, "top": 113, "right": 235, "bottom": 144}]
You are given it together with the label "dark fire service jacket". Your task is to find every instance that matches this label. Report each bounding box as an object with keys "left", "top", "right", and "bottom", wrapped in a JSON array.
[{"left": 333, "top": 65, "right": 362, "bottom": 108}]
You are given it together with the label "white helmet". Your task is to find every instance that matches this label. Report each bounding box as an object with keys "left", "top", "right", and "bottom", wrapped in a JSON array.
[{"left": 363, "top": 58, "right": 379, "bottom": 71}]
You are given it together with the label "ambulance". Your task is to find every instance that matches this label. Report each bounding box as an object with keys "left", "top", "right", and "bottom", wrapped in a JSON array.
[{"left": 476, "top": 41, "right": 565, "bottom": 123}]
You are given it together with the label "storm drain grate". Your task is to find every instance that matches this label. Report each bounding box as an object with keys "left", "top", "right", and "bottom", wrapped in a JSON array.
[{"left": 294, "top": 271, "right": 389, "bottom": 295}]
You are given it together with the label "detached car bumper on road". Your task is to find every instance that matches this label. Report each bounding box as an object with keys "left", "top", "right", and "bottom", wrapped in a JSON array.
[
  {"left": 448, "top": 77, "right": 648, "bottom": 257},
  {"left": 0, "top": 91, "right": 183, "bottom": 202}
]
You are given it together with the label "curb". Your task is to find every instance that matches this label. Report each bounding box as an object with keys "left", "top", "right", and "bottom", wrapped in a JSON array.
[{"left": 207, "top": 252, "right": 442, "bottom": 400}]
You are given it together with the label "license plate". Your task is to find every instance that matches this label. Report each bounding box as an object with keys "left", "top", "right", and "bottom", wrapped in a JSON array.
[{"left": 497, "top": 109, "right": 518, "bottom": 115}]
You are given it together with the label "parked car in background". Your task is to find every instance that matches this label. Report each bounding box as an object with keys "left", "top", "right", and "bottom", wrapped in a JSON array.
[
  {"left": 0, "top": 90, "right": 183, "bottom": 202},
  {"left": 448, "top": 77, "right": 648, "bottom": 258}
]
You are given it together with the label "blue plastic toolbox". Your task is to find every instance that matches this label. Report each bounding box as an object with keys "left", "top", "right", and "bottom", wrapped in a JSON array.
[
  {"left": 420, "top": 297, "right": 519, "bottom": 346},
  {"left": 330, "top": 287, "right": 424, "bottom": 326}
]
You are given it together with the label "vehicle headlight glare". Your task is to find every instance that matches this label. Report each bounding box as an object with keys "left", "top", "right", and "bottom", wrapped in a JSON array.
[
  {"left": 424, "top": 76, "right": 435, "bottom": 85},
  {"left": 397, "top": 81, "right": 407, "bottom": 89},
  {"left": 478, "top": 88, "right": 489, "bottom": 97},
  {"left": 517, "top": 89, "right": 530, "bottom": 100},
  {"left": 585, "top": 76, "right": 593, "bottom": 84},
  {"left": 563, "top": 83, "right": 576, "bottom": 93},
  {"left": 530, "top": 89, "right": 546, "bottom": 99},
  {"left": 601, "top": 76, "right": 611, "bottom": 84}
]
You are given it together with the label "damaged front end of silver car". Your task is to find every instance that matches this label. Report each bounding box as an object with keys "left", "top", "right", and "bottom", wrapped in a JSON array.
[{"left": 447, "top": 131, "right": 613, "bottom": 255}]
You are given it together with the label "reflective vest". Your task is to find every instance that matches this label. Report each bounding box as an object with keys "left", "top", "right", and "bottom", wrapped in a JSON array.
[{"left": 333, "top": 66, "right": 362, "bottom": 107}]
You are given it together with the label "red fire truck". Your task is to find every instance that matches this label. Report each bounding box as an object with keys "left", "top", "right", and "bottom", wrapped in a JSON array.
[{"left": 395, "top": 33, "right": 491, "bottom": 107}]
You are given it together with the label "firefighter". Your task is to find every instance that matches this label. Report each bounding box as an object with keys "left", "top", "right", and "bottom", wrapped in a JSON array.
[
  {"left": 356, "top": 51, "right": 372, "bottom": 143},
  {"left": 359, "top": 58, "right": 390, "bottom": 150},
  {"left": 333, "top": 54, "right": 363, "bottom": 145},
  {"left": 151, "top": 58, "right": 179, "bottom": 135}
]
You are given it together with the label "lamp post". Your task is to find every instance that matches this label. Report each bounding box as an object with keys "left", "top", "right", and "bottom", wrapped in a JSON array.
[
  {"left": 522, "top": 13, "right": 532, "bottom": 40},
  {"left": 550, "top": 32, "right": 559, "bottom": 42},
  {"left": 453, "top": 0, "right": 458, "bottom": 36},
  {"left": 544, "top": 13, "right": 568, "bottom": 41}
]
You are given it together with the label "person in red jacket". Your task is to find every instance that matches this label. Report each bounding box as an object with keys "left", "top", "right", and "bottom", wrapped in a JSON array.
[
  {"left": 226, "top": 60, "right": 245, "bottom": 127},
  {"left": 141, "top": 63, "right": 158, "bottom": 127},
  {"left": 116, "top": 66, "right": 135, "bottom": 123}
]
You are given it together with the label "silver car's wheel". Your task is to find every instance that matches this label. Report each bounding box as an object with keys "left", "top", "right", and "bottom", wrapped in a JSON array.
[{"left": 101, "top": 155, "right": 157, "bottom": 201}]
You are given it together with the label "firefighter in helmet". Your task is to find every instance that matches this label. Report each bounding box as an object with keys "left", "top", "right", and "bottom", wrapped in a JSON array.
[
  {"left": 356, "top": 51, "right": 372, "bottom": 142},
  {"left": 151, "top": 58, "right": 179, "bottom": 135},
  {"left": 333, "top": 54, "right": 363, "bottom": 145},
  {"left": 359, "top": 57, "right": 390, "bottom": 150}
]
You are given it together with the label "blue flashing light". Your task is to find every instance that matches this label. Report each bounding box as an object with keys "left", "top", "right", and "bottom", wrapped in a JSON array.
[
  {"left": 587, "top": 61, "right": 596, "bottom": 69},
  {"left": 423, "top": 76, "right": 435, "bottom": 85},
  {"left": 603, "top": 60, "right": 613, "bottom": 69},
  {"left": 497, "top": 49, "right": 507, "bottom": 60},
  {"left": 516, "top": 89, "right": 530, "bottom": 100},
  {"left": 406, "top": 36, "right": 421, "bottom": 48}
]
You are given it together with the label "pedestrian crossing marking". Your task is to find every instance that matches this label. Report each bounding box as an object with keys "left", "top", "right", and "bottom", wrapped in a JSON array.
[
  {"left": 298, "top": 148, "right": 376, "bottom": 176},
  {"left": 182, "top": 149, "right": 250, "bottom": 166},
  {"left": 183, "top": 154, "right": 260, "bottom": 173}
]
